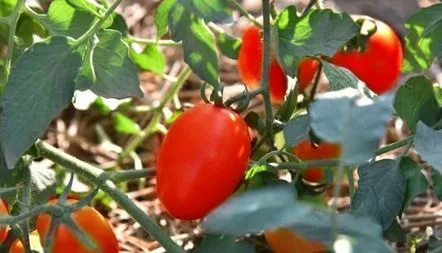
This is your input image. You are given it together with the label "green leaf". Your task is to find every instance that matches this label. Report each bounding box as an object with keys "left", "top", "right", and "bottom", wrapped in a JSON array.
[
  {"left": 394, "top": 76, "right": 440, "bottom": 131},
  {"left": 155, "top": 0, "right": 176, "bottom": 38},
  {"left": 193, "top": 235, "right": 255, "bottom": 253},
  {"left": 16, "top": 13, "right": 49, "bottom": 47},
  {"left": 429, "top": 236, "right": 442, "bottom": 252},
  {"left": 283, "top": 114, "right": 310, "bottom": 148},
  {"left": 275, "top": 88, "right": 298, "bottom": 122},
  {"left": 112, "top": 112, "right": 141, "bottom": 135},
  {"left": 130, "top": 44, "right": 166, "bottom": 74},
  {"left": 203, "top": 185, "right": 391, "bottom": 252},
  {"left": 399, "top": 157, "right": 428, "bottom": 213},
  {"left": 0, "top": 0, "right": 17, "bottom": 43},
  {"left": 218, "top": 33, "right": 241, "bottom": 60},
  {"left": 0, "top": 37, "right": 82, "bottom": 168},
  {"left": 109, "top": 13, "right": 129, "bottom": 36},
  {"left": 383, "top": 219, "right": 405, "bottom": 243},
  {"left": 310, "top": 88, "right": 394, "bottom": 165},
  {"left": 415, "top": 121, "right": 442, "bottom": 173},
  {"left": 75, "top": 30, "right": 143, "bottom": 98},
  {"left": 432, "top": 169, "right": 442, "bottom": 200},
  {"left": 403, "top": 4, "right": 442, "bottom": 73},
  {"left": 65, "top": 0, "right": 100, "bottom": 16},
  {"left": 178, "top": 0, "right": 232, "bottom": 23},
  {"left": 169, "top": 3, "right": 219, "bottom": 85},
  {"left": 46, "top": 0, "right": 97, "bottom": 39},
  {"left": 275, "top": 7, "right": 358, "bottom": 77},
  {"left": 351, "top": 159, "right": 405, "bottom": 230},
  {"left": 322, "top": 61, "right": 375, "bottom": 98},
  {"left": 434, "top": 85, "right": 442, "bottom": 105}
]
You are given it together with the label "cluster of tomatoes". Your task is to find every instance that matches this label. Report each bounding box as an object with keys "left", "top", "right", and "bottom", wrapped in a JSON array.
[
  {"left": 1, "top": 197, "right": 119, "bottom": 253},
  {"left": 156, "top": 14, "right": 403, "bottom": 253}
]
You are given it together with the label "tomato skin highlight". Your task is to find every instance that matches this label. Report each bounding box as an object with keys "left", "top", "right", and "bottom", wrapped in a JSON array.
[
  {"left": 264, "top": 228, "right": 327, "bottom": 253},
  {"left": 36, "top": 199, "right": 119, "bottom": 253},
  {"left": 0, "top": 199, "right": 8, "bottom": 243},
  {"left": 156, "top": 104, "right": 251, "bottom": 220},
  {"left": 297, "top": 58, "right": 320, "bottom": 92},
  {"left": 9, "top": 239, "right": 24, "bottom": 253},
  {"left": 331, "top": 17, "right": 403, "bottom": 94},
  {"left": 292, "top": 140, "right": 341, "bottom": 183},
  {"left": 237, "top": 25, "right": 288, "bottom": 103}
]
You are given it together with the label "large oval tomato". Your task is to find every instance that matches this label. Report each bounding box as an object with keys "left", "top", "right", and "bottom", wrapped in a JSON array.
[
  {"left": 156, "top": 103, "right": 251, "bottom": 220},
  {"left": 0, "top": 199, "right": 8, "bottom": 243},
  {"left": 9, "top": 239, "right": 24, "bottom": 253},
  {"left": 292, "top": 140, "right": 341, "bottom": 183},
  {"left": 331, "top": 16, "right": 403, "bottom": 94},
  {"left": 36, "top": 199, "right": 119, "bottom": 253},
  {"left": 237, "top": 25, "right": 288, "bottom": 103},
  {"left": 297, "top": 58, "right": 320, "bottom": 93},
  {"left": 264, "top": 228, "right": 327, "bottom": 253}
]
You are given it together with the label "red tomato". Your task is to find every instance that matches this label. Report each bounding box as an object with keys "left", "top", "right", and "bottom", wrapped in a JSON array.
[
  {"left": 331, "top": 16, "right": 403, "bottom": 94},
  {"left": 36, "top": 199, "right": 119, "bottom": 253},
  {"left": 0, "top": 199, "right": 8, "bottom": 243},
  {"left": 237, "top": 25, "right": 288, "bottom": 103},
  {"left": 156, "top": 103, "right": 251, "bottom": 220},
  {"left": 292, "top": 140, "right": 341, "bottom": 183},
  {"left": 264, "top": 228, "right": 327, "bottom": 253},
  {"left": 9, "top": 239, "right": 24, "bottom": 253},
  {"left": 297, "top": 58, "right": 320, "bottom": 92}
]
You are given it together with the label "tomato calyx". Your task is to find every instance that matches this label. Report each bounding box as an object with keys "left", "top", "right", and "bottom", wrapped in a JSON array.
[{"left": 342, "top": 17, "right": 378, "bottom": 52}]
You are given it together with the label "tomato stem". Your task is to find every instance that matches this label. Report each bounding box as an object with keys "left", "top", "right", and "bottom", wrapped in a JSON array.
[
  {"left": 0, "top": 0, "right": 26, "bottom": 95},
  {"left": 302, "top": 0, "right": 318, "bottom": 16},
  {"left": 224, "top": 87, "right": 262, "bottom": 108},
  {"left": 74, "top": 0, "right": 121, "bottom": 46},
  {"left": 111, "top": 168, "right": 155, "bottom": 183},
  {"left": 228, "top": 0, "right": 262, "bottom": 28},
  {"left": 121, "top": 65, "right": 192, "bottom": 158},
  {"left": 374, "top": 135, "right": 414, "bottom": 156},
  {"left": 261, "top": 0, "right": 275, "bottom": 146},
  {"left": 35, "top": 140, "right": 185, "bottom": 253},
  {"left": 127, "top": 36, "right": 181, "bottom": 47},
  {"left": 309, "top": 61, "right": 323, "bottom": 101},
  {"left": 20, "top": 164, "right": 32, "bottom": 253}
]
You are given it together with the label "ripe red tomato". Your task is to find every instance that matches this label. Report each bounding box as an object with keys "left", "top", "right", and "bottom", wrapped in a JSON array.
[
  {"left": 36, "top": 199, "right": 119, "bottom": 253},
  {"left": 237, "top": 25, "right": 288, "bottom": 103},
  {"left": 331, "top": 16, "right": 403, "bottom": 94},
  {"left": 0, "top": 199, "right": 8, "bottom": 243},
  {"left": 264, "top": 228, "right": 327, "bottom": 253},
  {"left": 292, "top": 140, "right": 341, "bottom": 183},
  {"left": 156, "top": 103, "right": 251, "bottom": 220},
  {"left": 9, "top": 239, "right": 24, "bottom": 253},
  {"left": 297, "top": 58, "right": 320, "bottom": 92}
]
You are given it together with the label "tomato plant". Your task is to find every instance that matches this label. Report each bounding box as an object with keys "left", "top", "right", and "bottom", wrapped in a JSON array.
[
  {"left": 36, "top": 199, "right": 119, "bottom": 253},
  {"left": 331, "top": 16, "right": 403, "bottom": 94},
  {"left": 156, "top": 103, "right": 251, "bottom": 220},
  {"left": 237, "top": 25, "right": 288, "bottom": 103},
  {"left": 0, "top": 0, "right": 440, "bottom": 252}
]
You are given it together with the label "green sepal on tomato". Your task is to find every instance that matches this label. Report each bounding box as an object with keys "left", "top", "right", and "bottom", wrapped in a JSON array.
[
  {"left": 156, "top": 103, "right": 251, "bottom": 220},
  {"left": 237, "top": 25, "right": 288, "bottom": 104}
]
